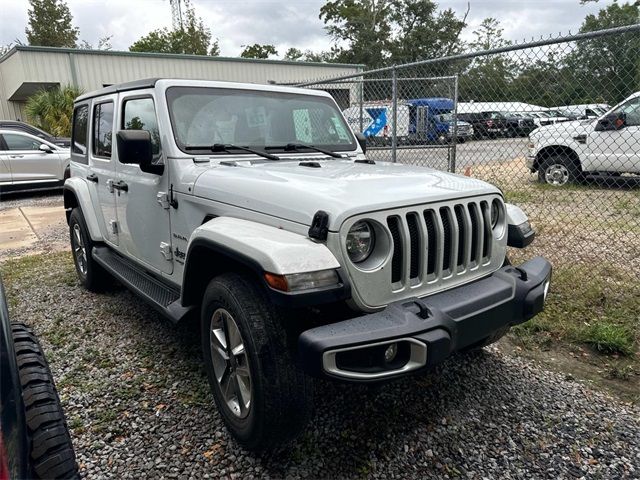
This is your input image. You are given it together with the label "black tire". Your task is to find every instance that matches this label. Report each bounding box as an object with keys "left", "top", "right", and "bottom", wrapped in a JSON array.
[
  {"left": 12, "top": 323, "right": 79, "bottom": 479},
  {"left": 201, "top": 273, "right": 313, "bottom": 450},
  {"left": 538, "top": 155, "right": 582, "bottom": 186},
  {"left": 68, "top": 208, "right": 110, "bottom": 292}
]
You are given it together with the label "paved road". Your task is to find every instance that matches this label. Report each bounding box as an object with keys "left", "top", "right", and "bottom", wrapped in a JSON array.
[{"left": 368, "top": 137, "right": 530, "bottom": 170}]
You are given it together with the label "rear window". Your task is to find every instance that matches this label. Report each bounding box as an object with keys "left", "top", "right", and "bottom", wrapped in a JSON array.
[
  {"left": 71, "top": 104, "right": 89, "bottom": 163},
  {"left": 93, "top": 102, "right": 114, "bottom": 158}
]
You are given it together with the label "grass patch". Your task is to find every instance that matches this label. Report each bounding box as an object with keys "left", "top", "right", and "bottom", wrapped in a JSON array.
[
  {"left": 1, "top": 250, "right": 75, "bottom": 288},
  {"left": 511, "top": 263, "right": 639, "bottom": 358}
]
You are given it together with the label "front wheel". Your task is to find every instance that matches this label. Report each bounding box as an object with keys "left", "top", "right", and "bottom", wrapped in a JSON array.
[
  {"left": 201, "top": 273, "right": 313, "bottom": 450},
  {"left": 538, "top": 155, "right": 582, "bottom": 186}
]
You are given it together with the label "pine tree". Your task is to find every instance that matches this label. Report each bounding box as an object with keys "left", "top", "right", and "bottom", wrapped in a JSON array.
[{"left": 25, "top": 0, "right": 79, "bottom": 48}]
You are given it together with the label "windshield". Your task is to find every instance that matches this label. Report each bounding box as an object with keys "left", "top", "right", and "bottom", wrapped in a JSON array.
[
  {"left": 166, "top": 87, "right": 356, "bottom": 154},
  {"left": 438, "top": 113, "right": 454, "bottom": 122}
]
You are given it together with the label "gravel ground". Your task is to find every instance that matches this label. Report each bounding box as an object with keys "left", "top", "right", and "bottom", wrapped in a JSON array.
[
  {"left": 2, "top": 252, "right": 639, "bottom": 480},
  {"left": 0, "top": 191, "right": 64, "bottom": 210}
]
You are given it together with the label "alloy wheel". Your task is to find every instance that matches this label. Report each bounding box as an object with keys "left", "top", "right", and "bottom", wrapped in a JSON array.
[
  {"left": 72, "top": 224, "right": 88, "bottom": 275},
  {"left": 544, "top": 164, "right": 570, "bottom": 186},
  {"left": 210, "top": 308, "right": 252, "bottom": 418}
]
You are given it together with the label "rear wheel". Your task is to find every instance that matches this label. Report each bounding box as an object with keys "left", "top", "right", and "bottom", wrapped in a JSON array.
[
  {"left": 201, "top": 273, "right": 313, "bottom": 450},
  {"left": 538, "top": 155, "right": 582, "bottom": 186},
  {"left": 68, "top": 208, "right": 110, "bottom": 291},
  {"left": 12, "top": 323, "right": 79, "bottom": 479}
]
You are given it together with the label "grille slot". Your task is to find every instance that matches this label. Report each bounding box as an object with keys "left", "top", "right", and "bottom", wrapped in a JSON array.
[
  {"left": 387, "top": 216, "right": 403, "bottom": 284},
  {"left": 439, "top": 207, "right": 453, "bottom": 273},
  {"left": 406, "top": 213, "right": 421, "bottom": 280},
  {"left": 423, "top": 210, "right": 437, "bottom": 276},
  {"left": 468, "top": 203, "right": 480, "bottom": 264},
  {"left": 454, "top": 205, "right": 467, "bottom": 268}
]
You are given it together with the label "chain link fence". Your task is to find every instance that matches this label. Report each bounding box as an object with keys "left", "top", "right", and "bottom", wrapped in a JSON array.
[{"left": 293, "top": 24, "right": 640, "bottom": 292}]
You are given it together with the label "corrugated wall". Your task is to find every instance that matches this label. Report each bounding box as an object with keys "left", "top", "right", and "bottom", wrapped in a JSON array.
[{"left": 0, "top": 48, "right": 363, "bottom": 121}]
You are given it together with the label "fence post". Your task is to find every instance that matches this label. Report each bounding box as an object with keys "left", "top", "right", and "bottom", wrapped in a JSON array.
[
  {"left": 358, "top": 79, "right": 364, "bottom": 133},
  {"left": 449, "top": 74, "right": 459, "bottom": 173},
  {"left": 391, "top": 67, "right": 398, "bottom": 163}
]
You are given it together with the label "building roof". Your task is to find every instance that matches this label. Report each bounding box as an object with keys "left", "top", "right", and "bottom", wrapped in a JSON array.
[{"left": 0, "top": 45, "right": 365, "bottom": 70}]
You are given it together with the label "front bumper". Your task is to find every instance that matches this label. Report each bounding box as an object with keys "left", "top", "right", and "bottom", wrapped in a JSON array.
[{"left": 299, "top": 257, "right": 551, "bottom": 382}]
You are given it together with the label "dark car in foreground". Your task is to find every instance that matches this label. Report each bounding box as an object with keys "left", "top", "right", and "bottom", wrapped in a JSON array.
[
  {"left": 0, "top": 278, "right": 78, "bottom": 479},
  {"left": 0, "top": 121, "right": 70, "bottom": 148}
]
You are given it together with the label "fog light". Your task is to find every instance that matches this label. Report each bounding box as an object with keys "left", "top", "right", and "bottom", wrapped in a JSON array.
[{"left": 384, "top": 343, "right": 398, "bottom": 363}]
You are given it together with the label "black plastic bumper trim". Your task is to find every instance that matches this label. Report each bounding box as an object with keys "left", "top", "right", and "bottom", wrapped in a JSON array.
[{"left": 298, "top": 256, "right": 552, "bottom": 381}]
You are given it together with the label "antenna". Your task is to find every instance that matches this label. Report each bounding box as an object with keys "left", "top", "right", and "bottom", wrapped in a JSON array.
[{"left": 170, "top": 0, "right": 183, "bottom": 30}]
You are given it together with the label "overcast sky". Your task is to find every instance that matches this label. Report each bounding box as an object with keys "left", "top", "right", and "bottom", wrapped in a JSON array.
[{"left": 0, "top": 0, "right": 618, "bottom": 57}]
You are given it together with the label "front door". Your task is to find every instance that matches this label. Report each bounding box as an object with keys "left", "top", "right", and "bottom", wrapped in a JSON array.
[
  {"left": 586, "top": 95, "right": 640, "bottom": 174},
  {"left": 0, "top": 132, "right": 61, "bottom": 184},
  {"left": 115, "top": 93, "right": 173, "bottom": 275}
]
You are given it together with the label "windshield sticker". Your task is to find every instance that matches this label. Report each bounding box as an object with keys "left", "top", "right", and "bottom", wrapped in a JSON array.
[{"left": 293, "top": 109, "right": 313, "bottom": 143}]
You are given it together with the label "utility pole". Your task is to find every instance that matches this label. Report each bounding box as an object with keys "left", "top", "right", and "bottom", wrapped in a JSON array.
[{"left": 170, "top": 0, "right": 183, "bottom": 30}]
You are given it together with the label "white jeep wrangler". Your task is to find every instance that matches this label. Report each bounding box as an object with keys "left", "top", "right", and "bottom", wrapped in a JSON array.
[
  {"left": 64, "top": 78, "right": 551, "bottom": 449},
  {"left": 528, "top": 92, "right": 640, "bottom": 186}
]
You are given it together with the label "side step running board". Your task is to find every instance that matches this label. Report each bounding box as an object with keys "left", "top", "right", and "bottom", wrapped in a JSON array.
[{"left": 92, "top": 246, "right": 193, "bottom": 323}]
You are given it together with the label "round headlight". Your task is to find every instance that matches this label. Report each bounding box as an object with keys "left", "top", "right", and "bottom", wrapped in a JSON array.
[
  {"left": 491, "top": 200, "right": 501, "bottom": 228},
  {"left": 346, "top": 221, "right": 375, "bottom": 263}
]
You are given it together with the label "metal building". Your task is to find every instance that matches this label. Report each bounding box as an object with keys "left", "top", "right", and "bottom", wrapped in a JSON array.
[{"left": 0, "top": 46, "right": 363, "bottom": 121}]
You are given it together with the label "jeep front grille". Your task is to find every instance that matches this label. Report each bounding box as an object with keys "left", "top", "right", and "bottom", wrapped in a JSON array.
[
  {"left": 337, "top": 195, "right": 507, "bottom": 310},
  {"left": 387, "top": 200, "right": 494, "bottom": 287}
]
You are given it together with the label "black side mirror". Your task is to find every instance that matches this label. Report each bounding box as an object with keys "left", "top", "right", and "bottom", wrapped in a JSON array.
[
  {"left": 595, "top": 113, "right": 625, "bottom": 132},
  {"left": 116, "top": 130, "right": 163, "bottom": 175},
  {"left": 355, "top": 132, "right": 367, "bottom": 154}
]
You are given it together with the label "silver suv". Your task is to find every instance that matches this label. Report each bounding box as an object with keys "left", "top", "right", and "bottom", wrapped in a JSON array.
[
  {"left": 63, "top": 78, "right": 551, "bottom": 449},
  {"left": 0, "top": 130, "right": 70, "bottom": 194}
]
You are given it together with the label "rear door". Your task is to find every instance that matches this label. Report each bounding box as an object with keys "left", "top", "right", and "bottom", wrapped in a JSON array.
[
  {"left": 0, "top": 132, "right": 61, "bottom": 183},
  {"left": 88, "top": 96, "right": 120, "bottom": 245},
  {"left": 0, "top": 138, "right": 11, "bottom": 188},
  {"left": 115, "top": 93, "right": 173, "bottom": 274}
]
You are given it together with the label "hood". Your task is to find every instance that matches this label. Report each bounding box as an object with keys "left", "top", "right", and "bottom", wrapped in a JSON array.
[
  {"left": 532, "top": 119, "right": 593, "bottom": 139},
  {"left": 192, "top": 158, "right": 500, "bottom": 230}
]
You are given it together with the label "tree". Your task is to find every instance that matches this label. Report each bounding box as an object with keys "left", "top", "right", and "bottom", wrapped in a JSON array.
[
  {"left": 129, "top": 0, "right": 219, "bottom": 55},
  {"left": 319, "top": 0, "right": 469, "bottom": 68},
  {"left": 283, "top": 47, "right": 304, "bottom": 61},
  {"left": 78, "top": 35, "right": 113, "bottom": 51},
  {"left": 240, "top": 44, "right": 278, "bottom": 59},
  {"left": 25, "top": 0, "right": 79, "bottom": 48},
  {"left": 459, "top": 18, "right": 515, "bottom": 101},
  {"left": 566, "top": 1, "right": 640, "bottom": 103},
  {"left": 25, "top": 85, "right": 83, "bottom": 137}
]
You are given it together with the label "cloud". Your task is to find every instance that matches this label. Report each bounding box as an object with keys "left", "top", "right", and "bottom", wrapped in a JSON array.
[{"left": 0, "top": 0, "right": 615, "bottom": 56}]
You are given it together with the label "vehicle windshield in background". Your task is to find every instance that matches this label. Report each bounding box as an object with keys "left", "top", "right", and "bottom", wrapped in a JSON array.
[
  {"left": 438, "top": 113, "right": 455, "bottom": 122},
  {"left": 166, "top": 87, "right": 356, "bottom": 154}
]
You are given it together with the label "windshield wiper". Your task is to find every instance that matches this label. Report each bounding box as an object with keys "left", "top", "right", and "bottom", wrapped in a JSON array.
[
  {"left": 185, "top": 143, "right": 280, "bottom": 161},
  {"left": 279, "top": 143, "right": 344, "bottom": 158}
]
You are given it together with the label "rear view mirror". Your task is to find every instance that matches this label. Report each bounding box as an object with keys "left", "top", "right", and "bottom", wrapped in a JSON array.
[
  {"left": 116, "top": 130, "right": 163, "bottom": 175},
  {"left": 355, "top": 132, "right": 367, "bottom": 154},
  {"left": 595, "top": 113, "right": 625, "bottom": 131}
]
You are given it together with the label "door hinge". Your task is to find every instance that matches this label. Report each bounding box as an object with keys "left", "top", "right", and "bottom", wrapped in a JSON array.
[
  {"left": 157, "top": 192, "right": 170, "bottom": 209},
  {"left": 160, "top": 242, "right": 173, "bottom": 261},
  {"left": 109, "top": 220, "right": 119, "bottom": 235}
]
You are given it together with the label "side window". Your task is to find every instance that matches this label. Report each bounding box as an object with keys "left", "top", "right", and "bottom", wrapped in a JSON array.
[
  {"left": 71, "top": 105, "right": 89, "bottom": 162},
  {"left": 122, "top": 98, "right": 161, "bottom": 161},
  {"left": 612, "top": 97, "right": 640, "bottom": 127},
  {"left": 92, "top": 102, "right": 114, "bottom": 158},
  {"left": 2, "top": 133, "right": 42, "bottom": 151}
]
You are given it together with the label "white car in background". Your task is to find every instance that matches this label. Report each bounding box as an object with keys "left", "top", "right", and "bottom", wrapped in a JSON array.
[
  {"left": 0, "top": 129, "right": 70, "bottom": 195},
  {"left": 528, "top": 92, "right": 640, "bottom": 186}
]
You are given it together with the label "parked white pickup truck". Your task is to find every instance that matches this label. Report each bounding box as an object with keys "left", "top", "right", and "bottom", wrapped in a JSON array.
[
  {"left": 528, "top": 92, "right": 640, "bottom": 186},
  {"left": 64, "top": 78, "right": 551, "bottom": 449}
]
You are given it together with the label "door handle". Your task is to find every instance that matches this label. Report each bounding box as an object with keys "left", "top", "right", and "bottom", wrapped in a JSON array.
[
  {"left": 9, "top": 155, "right": 24, "bottom": 159},
  {"left": 86, "top": 173, "right": 98, "bottom": 183},
  {"left": 112, "top": 180, "right": 128, "bottom": 192}
]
